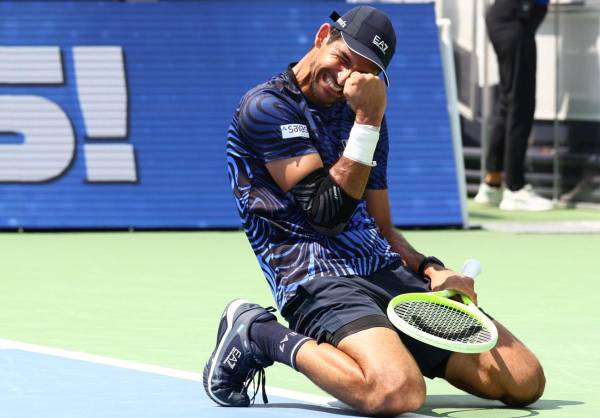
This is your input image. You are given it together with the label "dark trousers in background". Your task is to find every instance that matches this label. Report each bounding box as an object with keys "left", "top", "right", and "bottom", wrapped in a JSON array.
[{"left": 485, "top": 0, "right": 547, "bottom": 191}]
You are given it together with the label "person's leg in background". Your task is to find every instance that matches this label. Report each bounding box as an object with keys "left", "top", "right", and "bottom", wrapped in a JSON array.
[
  {"left": 475, "top": 1, "right": 553, "bottom": 210},
  {"left": 499, "top": 3, "right": 553, "bottom": 210},
  {"left": 502, "top": 12, "right": 534, "bottom": 193},
  {"left": 475, "top": 0, "right": 520, "bottom": 207}
]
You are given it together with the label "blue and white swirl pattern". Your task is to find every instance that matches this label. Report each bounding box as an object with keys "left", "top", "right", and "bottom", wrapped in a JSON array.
[{"left": 226, "top": 69, "right": 401, "bottom": 310}]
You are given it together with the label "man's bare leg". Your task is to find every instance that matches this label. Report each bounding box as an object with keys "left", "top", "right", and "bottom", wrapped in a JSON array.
[
  {"left": 444, "top": 321, "right": 545, "bottom": 406},
  {"left": 295, "top": 327, "right": 425, "bottom": 416}
]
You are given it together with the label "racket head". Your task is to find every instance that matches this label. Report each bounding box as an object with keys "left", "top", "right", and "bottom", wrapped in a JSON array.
[{"left": 387, "top": 291, "right": 498, "bottom": 353}]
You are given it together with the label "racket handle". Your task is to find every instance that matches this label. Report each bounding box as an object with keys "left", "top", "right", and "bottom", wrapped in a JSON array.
[{"left": 462, "top": 258, "right": 482, "bottom": 278}]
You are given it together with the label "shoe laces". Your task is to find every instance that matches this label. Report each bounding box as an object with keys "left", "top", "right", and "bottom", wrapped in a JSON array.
[
  {"left": 242, "top": 366, "right": 268, "bottom": 405},
  {"left": 242, "top": 306, "right": 275, "bottom": 405}
]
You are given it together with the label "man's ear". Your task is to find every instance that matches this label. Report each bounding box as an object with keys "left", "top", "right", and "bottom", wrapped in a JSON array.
[{"left": 314, "top": 23, "right": 331, "bottom": 49}]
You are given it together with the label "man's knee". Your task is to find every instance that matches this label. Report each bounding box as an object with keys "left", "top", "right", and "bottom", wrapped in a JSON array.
[
  {"left": 357, "top": 373, "right": 426, "bottom": 416},
  {"left": 502, "top": 360, "right": 546, "bottom": 407}
]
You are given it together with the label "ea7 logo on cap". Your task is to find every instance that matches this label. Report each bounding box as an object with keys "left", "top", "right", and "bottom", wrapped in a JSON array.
[{"left": 372, "top": 35, "right": 388, "bottom": 55}]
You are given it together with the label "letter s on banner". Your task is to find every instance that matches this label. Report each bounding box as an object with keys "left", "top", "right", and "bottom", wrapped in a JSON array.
[
  {"left": 0, "top": 47, "right": 74, "bottom": 182},
  {"left": 0, "top": 96, "right": 74, "bottom": 182}
]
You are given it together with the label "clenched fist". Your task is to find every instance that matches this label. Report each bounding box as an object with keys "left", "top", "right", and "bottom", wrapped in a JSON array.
[{"left": 343, "top": 72, "right": 387, "bottom": 127}]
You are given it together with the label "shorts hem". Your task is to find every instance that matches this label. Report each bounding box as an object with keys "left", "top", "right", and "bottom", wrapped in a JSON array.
[{"left": 330, "top": 314, "right": 394, "bottom": 346}]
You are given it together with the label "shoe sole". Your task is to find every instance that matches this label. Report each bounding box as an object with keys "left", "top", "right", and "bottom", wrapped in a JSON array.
[
  {"left": 499, "top": 202, "right": 553, "bottom": 211},
  {"left": 473, "top": 196, "right": 502, "bottom": 208},
  {"left": 474, "top": 198, "right": 499, "bottom": 207},
  {"left": 203, "top": 298, "right": 249, "bottom": 406}
]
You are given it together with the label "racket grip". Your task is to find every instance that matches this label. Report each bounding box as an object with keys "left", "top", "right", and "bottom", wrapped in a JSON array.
[
  {"left": 462, "top": 259, "right": 482, "bottom": 278},
  {"left": 441, "top": 288, "right": 473, "bottom": 306}
]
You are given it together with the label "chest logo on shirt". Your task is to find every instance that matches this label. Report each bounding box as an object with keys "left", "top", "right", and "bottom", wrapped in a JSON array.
[{"left": 280, "top": 124, "right": 309, "bottom": 139}]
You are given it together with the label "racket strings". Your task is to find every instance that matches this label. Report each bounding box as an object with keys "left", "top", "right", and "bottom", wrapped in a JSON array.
[{"left": 393, "top": 301, "right": 492, "bottom": 344}]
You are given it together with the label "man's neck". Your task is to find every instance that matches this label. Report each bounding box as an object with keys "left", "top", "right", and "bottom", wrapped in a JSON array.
[{"left": 291, "top": 50, "right": 316, "bottom": 101}]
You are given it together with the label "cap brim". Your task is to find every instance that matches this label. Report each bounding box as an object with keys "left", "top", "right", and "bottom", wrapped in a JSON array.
[{"left": 340, "top": 32, "right": 390, "bottom": 87}]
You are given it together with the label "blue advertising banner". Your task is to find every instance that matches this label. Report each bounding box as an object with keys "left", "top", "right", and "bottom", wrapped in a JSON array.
[{"left": 0, "top": 1, "right": 463, "bottom": 228}]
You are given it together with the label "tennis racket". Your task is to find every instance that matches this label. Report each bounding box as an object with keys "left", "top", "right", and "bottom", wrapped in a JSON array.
[{"left": 387, "top": 259, "right": 498, "bottom": 353}]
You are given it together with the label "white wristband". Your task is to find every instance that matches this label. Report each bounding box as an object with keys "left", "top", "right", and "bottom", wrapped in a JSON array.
[{"left": 342, "top": 123, "right": 380, "bottom": 167}]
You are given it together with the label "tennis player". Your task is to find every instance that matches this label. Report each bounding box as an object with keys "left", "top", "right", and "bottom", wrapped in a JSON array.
[{"left": 205, "top": 6, "right": 545, "bottom": 415}]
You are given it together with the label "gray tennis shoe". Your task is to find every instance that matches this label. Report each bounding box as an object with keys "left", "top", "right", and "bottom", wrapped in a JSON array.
[{"left": 203, "top": 299, "right": 276, "bottom": 407}]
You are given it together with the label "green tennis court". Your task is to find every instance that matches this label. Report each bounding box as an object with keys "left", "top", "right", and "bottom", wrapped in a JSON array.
[{"left": 1, "top": 202, "right": 598, "bottom": 418}]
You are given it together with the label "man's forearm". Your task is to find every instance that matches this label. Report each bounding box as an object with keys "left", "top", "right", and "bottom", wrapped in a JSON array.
[
  {"left": 329, "top": 156, "right": 372, "bottom": 199},
  {"left": 381, "top": 227, "right": 425, "bottom": 273}
]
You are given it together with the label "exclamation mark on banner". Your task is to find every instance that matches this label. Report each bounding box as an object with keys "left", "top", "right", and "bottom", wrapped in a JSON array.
[{"left": 73, "top": 46, "right": 137, "bottom": 182}]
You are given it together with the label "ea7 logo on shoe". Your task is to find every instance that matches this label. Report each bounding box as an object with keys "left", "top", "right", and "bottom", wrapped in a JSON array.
[{"left": 223, "top": 346, "right": 242, "bottom": 369}]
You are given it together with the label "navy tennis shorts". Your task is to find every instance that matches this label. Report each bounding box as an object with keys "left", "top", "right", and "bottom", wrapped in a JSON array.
[{"left": 281, "top": 263, "right": 452, "bottom": 379}]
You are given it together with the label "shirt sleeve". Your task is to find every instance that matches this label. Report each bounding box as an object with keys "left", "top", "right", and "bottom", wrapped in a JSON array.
[
  {"left": 366, "top": 117, "right": 389, "bottom": 190},
  {"left": 237, "top": 91, "right": 318, "bottom": 163}
]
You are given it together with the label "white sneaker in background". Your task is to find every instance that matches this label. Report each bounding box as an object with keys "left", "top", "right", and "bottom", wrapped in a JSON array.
[
  {"left": 474, "top": 183, "right": 503, "bottom": 207},
  {"left": 499, "top": 184, "right": 554, "bottom": 211}
]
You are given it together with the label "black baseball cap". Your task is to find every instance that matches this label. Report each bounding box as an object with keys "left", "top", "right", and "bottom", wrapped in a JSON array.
[{"left": 330, "top": 6, "right": 396, "bottom": 86}]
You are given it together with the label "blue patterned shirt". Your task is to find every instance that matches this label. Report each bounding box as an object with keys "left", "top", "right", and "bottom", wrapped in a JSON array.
[{"left": 226, "top": 66, "right": 401, "bottom": 309}]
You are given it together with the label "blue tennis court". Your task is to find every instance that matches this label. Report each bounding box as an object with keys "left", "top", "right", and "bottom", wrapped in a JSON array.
[{"left": 2, "top": 340, "right": 416, "bottom": 418}]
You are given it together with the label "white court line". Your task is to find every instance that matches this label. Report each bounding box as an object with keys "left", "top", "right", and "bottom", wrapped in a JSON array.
[{"left": 0, "top": 338, "right": 428, "bottom": 417}]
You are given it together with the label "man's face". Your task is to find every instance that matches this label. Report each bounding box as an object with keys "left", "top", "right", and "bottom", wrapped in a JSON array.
[{"left": 308, "top": 37, "right": 380, "bottom": 107}]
